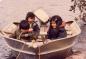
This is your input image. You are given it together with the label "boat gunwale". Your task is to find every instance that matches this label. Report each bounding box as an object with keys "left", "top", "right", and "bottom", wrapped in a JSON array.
[
  {"left": 0, "top": 20, "right": 81, "bottom": 47},
  {"left": 0, "top": 20, "right": 81, "bottom": 44},
  {"left": 0, "top": 20, "right": 81, "bottom": 55},
  {"left": 0, "top": 29, "right": 80, "bottom": 46}
]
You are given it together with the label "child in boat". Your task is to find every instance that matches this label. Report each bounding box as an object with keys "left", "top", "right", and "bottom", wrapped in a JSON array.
[
  {"left": 15, "top": 12, "right": 40, "bottom": 41},
  {"left": 25, "top": 12, "right": 40, "bottom": 39},
  {"left": 18, "top": 20, "right": 30, "bottom": 40},
  {"left": 47, "top": 15, "right": 67, "bottom": 39}
]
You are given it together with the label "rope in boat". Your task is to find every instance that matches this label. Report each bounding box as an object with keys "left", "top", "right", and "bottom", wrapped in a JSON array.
[
  {"left": 16, "top": 32, "right": 26, "bottom": 59},
  {"left": 16, "top": 43, "right": 25, "bottom": 59},
  {"left": 38, "top": 46, "right": 41, "bottom": 59},
  {"left": 15, "top": 32, "right": 39, "bottom": 59},
  {"left": 0, "top": 27, "right": 47, "bottom": 59},
  {"left": 17, "top": 32, "right": 23, "bottom": 40}
]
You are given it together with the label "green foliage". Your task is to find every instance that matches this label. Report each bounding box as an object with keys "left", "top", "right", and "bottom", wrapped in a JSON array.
[{"left": 70, "top": 0, "right": 86, "bottom": 22}]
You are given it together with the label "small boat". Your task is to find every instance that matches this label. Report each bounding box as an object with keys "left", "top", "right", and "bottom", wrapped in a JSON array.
[{"left": 0, "top": 9, "right": 81, "bottom": 59}]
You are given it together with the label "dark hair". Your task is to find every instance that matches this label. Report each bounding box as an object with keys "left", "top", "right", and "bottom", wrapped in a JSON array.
[
  {"left": 50, "top": 15, "right": 62, "bottom": 26},
  {"left": 49, "top": 21, "right": 58, "bottom": 29},
  {"left": 25, "top": 12, "right": 35, "bottom": 21},
  {"left": 48, "top": 15, "right": 63, "bottom": 32},
  {"left": 19, "top": 20, "right": 29, "bottom": 30}
]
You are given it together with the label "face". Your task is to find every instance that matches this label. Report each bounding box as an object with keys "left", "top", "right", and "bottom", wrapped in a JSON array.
[
  {"left": 51, "top": 21, "right": 56, "bottom": 28},
  {"left": 28, "top": 17, "right": 34, "bottom": 23}
]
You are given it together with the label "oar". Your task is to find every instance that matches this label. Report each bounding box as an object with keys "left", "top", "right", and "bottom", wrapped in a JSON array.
[
  {"left": 66, "top": 21, "right": 74, "bottom": 24},
  {"left": 13, "top": 22, "right": 20, "bottom": 26}
]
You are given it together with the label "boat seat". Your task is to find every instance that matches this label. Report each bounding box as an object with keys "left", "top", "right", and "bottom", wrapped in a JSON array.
[
  {"left": 1, "top": 23, "right": 18, "bottom": 34},
  {"left": 65, "top": 21, "right": 79, "bottom": 37}
]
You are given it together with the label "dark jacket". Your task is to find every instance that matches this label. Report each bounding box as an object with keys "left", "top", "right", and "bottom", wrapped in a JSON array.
[
  {"left": 47, "top": 28, "right": 59, "bottom": 39},
  {"left": 15, "top": 21, "right": 40, "bottom": 41},
  {"left": 47, "top": 27, "right": 67, "bottom": 39}
]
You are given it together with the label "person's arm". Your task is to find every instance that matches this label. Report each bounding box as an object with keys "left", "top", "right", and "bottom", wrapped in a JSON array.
[
  {"left": 30, "top": 23, "right": 40, "bottom": 38},
  {"left": 33, "top": 24, "right": 40, "bottom": 33},
  {"left": 60, "top": 21, "right": 66, "bottom": 28},
  {"left": 21, "top": 29, "right": 29, "bottom": 32}
]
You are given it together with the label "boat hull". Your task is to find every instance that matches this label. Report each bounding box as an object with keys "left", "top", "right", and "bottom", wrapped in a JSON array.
[
  {"left": 0, "top": 20, "right": 81, "bottom": 58},
  {"left": 4, "top": 35, "right": 76, "bottom": 58}
]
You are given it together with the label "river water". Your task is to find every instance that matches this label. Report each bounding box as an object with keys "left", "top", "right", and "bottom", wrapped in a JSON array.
[{"left": 0, "top": 0, "right": 86, "bottom": 59}]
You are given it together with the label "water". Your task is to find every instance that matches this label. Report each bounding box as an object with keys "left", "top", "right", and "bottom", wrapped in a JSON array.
[
  {"left": 0, "top": 0, "right": 75, "bottom": 23},
  {"left": 0, "top": 0, "right": 85, "bottom": 59},
  {"left": 6, "top": 52, "right": 66, "bottom": 59}
]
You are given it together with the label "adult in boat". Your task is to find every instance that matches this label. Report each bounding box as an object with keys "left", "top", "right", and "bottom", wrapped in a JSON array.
[
  {"left": 15, "top": 12, "right": 40, "bottom": 42},
  {"left": 47, "top": 15, "right": 67, "bottom": 39}
]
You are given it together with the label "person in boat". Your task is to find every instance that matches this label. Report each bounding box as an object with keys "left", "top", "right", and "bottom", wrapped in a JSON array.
[
  {"left": 15, "top": 12, "right": 40, "bottom": 41},
  {"left": 18, "top": 20, "right": 31, "bottom": 40},
  {"left": 47, "top": 15, "right": 67, "bottom": 39},
  {"left": 25, "top": 12, "right": 40, "bottom": 39}
]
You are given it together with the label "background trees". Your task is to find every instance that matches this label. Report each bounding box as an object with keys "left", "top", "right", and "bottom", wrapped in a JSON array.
[{"left": 70, "top": 0, "right": 86, "bottom": 22}]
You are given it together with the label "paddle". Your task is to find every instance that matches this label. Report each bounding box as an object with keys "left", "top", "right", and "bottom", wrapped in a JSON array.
[
  {"left": 66, "top": 21, "right": 74, "bottom": 24},
  {"left": 13, "top": 22, "right": 20, "bottom": 25}
]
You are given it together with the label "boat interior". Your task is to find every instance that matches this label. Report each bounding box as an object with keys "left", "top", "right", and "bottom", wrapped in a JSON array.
[
  {"left": 0, "top": 9, "right": 81, "bottom": 50},
  {"left": 0, "top": 19, "right": 81, "bottom": 47}
]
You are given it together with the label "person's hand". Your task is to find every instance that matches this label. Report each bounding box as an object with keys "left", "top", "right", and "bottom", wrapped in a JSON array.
[
  {"left": 28, "top": 28, "right": 33, "bottom": 32},
  {"left": 60, "top": 21, "right": 66, "bottom": 28},
  {"left": 21, "top": 29, "right": 28, "bottom": 32}
]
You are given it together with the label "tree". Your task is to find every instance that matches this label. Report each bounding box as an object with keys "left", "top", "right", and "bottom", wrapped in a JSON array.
[{"left": 70, "top": 0, "right": 86, "bottom": 22}]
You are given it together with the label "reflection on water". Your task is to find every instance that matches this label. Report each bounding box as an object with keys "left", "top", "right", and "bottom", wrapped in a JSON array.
[
  {"left": 7, "top": 54, "right": 65, "bottom": 59},
  {"left": 6, "top": 50, "right": 70, "bottom": 59}
]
